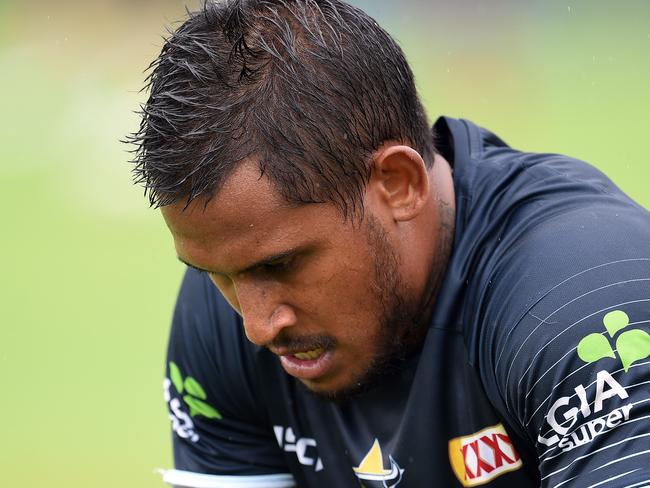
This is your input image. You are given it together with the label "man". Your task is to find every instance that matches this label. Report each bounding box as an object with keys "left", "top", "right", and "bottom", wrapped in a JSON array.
[{"left": 129, "top": 1, "right": 650, "bottom": 487}]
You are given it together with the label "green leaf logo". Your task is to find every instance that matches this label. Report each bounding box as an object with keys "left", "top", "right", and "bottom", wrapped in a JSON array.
[
  {"left": 184, "top": 376, "right": 207, "bottom": 400},
  {"left": 169, "top": 361, "right": 184, "bottom": 394},
  {"left": 184, "top": 396, "right": 223, "bottom": 419},
  {"left": 168, "top": 362, "right": 222, "bottom": 420},
  {"left": 603, "top": 310, "right": 629, "bottom": 337},
  {"left": 577, "top": 310, "right": 650, "bottom": 372},
  {"left": 577, "top": 333, "right": 615, "bottom": 363},
  {"left": 616, "top": 329, "right": 650, "bottom": 372}
]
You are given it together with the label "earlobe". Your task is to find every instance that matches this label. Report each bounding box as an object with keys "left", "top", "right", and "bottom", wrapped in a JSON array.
[{"left": 371, "top": 144, "right": 430, "bottom": 222}]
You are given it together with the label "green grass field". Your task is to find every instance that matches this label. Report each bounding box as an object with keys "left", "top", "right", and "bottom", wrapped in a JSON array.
[{"left": 1, "top": 1, "right": 648, "bottom": 486}]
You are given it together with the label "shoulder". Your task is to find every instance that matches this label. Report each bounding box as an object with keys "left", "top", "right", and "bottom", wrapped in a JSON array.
[
  {"left": 165, "top": 269, "right": 294, "bottom": 479},
  {"left": 168, "top": 268, "right": 269, "bottom": 424},
  {"left": 474, "top": 192, "right": 650, "bottom": 362},
  {"left": 173, "top": 267, "right": 253, "bottom": 362},
  {"left": 484, "top": 200, "right": 650, "bottom": 335},
  {"left": 174, "top": 266, "right": 239, "bottom": 339},
  {"left": 471, "top": 199, "right": 650, "bottom": 483},
  {"left": 449, "top": 120, "right": 648, "bottom": 333},
  {"left": 458, "top": 130, "right": 649, "bottom": 337}
]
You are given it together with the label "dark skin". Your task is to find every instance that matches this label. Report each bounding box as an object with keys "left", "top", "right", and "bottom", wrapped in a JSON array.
[{"left": 162, "top": 144, "right": 456, "bottom": 398}]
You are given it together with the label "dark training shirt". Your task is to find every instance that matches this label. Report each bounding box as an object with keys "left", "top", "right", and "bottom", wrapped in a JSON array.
[{"left": 162, "top": 117, "right": 650, "bottom": 488}]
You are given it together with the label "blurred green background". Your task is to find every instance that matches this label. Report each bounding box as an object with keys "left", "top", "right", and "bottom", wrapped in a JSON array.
[{"left": 1, "top": 1, "right": 648, "bottom": 486}]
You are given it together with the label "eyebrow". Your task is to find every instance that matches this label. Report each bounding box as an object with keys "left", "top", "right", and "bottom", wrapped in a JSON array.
[{"left": 177, "top": 248, "right": 297, "bottom": 276}]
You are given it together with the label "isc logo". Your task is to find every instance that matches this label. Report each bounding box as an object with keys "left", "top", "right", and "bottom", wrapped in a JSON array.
[
  {"left": 448, "top": 423, "right": 522, "bottom": 486},
  {"left": 273, "top": 425, "right": 324, "bottom": 472}
]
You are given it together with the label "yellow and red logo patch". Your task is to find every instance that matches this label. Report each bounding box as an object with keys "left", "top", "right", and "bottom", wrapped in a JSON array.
[{"left": 448, "top": 423, "right": 522, "bottom": 486}]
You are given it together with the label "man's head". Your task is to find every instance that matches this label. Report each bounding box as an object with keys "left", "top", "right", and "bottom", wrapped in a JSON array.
[
  {"left": 161, "top": 150, "right": 454, "bottom": 400},
  {"left": 131, "top": 0, "right": 455, "bottom": 400}
]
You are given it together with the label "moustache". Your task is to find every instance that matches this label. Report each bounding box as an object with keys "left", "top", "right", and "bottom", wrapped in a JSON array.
[{"left": 269, "top": 334, "right": 337, "bottom": 353}]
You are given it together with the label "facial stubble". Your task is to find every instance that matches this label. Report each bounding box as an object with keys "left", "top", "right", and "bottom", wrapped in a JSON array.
[{"left": 312, "top": 213, "right": 438, "bottom": 403}]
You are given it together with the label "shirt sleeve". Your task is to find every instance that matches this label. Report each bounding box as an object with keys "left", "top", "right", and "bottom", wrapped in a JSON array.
[
  {"left": 162, "top": 268, "right": 295, "bottom": 487},
  {"left": 478, "top": 203, "right": 650, "bottom": 487}
]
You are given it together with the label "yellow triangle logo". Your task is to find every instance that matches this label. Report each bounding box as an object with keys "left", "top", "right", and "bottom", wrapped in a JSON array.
[{"left": 353, "top": 439, "right": 392, "bottom": 475}]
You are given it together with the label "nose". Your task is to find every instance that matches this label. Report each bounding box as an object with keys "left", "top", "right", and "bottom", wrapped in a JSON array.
[{"left": 235, "top": 279, "right": 297, "bottom": 346}]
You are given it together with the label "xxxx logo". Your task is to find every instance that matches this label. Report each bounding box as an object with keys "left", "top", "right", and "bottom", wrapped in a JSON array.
[
  {"left": 448, "top": 424, "right": 522, "bottom": 487},
  {"left": 577, "top": 310, "right": 650, "bottom": 372}
]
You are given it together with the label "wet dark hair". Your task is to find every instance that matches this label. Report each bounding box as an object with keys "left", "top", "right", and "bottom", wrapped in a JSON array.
[{"left": 128, "top": 0, "right": 435, "bottom": 217}]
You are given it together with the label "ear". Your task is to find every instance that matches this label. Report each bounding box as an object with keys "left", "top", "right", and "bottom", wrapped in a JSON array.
[{"left": 368, "top": 144, "right": 430, "bottom": 222}]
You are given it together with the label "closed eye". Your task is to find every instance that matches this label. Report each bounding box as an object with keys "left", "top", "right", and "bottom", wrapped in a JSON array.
[{"left": 256, "top": 255, "right": 294, "bottom": 274}]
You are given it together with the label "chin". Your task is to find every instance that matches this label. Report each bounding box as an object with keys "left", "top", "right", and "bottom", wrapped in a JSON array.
[
  {"left": 301, "top": 365, "right": 396, "bottom": 404},
  {"left": 303, "top": 381, "right": 368, "bottom": 404},
  {"left": 299, "top": 373, "right": 367, "bottom": 404}
]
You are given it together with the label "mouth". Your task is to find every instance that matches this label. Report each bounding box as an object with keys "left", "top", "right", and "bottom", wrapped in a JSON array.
[
  {"left": 292, "top": 347, "right": 325, "bottom": 360},
  {"left": 278, "top": 347, "right": 334, "bottom": 381}
]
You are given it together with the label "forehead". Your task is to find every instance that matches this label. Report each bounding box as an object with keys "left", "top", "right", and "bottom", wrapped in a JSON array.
[
  {"left": 163, "top": 162, "right": 288, "bottom": 239},
  {"left": 160, "top": 162, "right": 349, "bottom": 272}
]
